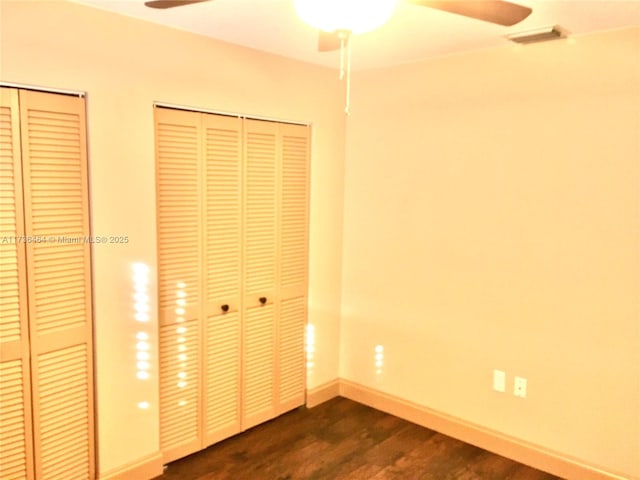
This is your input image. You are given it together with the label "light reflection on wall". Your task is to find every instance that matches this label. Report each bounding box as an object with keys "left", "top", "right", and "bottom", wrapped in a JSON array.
[
  {"left": 175, "top": 282, "right": 188, "bottom": 401},
  {"left": 132, "top": 262, "right": 151, "bottom": 410},
  {"left": 306, "top": 323, "right": 316, "bottom": 378},
  {"left": 375, "top": 344, "right": 384, "bottom": 377}
]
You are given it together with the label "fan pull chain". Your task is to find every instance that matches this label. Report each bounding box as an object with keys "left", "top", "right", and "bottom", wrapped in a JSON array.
[
  {"left": 336, "top": 31, "right": 352, "bottom": 115},
  {"left": 339, "top": 36, "right": 345, "bottom": 80},
  {"left": 345, "top": 36, "right": 352, "bottom": 115}
]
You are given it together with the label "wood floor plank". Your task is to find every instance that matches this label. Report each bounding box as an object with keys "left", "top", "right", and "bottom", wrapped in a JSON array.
[{"left": 154, "top": 397, "right": 564, "bottom": 480}]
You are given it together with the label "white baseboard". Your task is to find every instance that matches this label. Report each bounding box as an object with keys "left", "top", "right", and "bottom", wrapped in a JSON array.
[
  {"left": 101, "top": 382, "right": 634, "bottom": 480},
  {"left": 306, "top": 378, "right": 340, "bottom": 408},
  {"left": 98, "top": 452, "right": 164, "bottom": 480},
  {"left": 338, "top": 379, "right": 635, "bottom": 480}
]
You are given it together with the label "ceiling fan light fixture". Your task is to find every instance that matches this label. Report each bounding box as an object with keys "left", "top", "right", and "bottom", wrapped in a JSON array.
[{"left": 294, "top": 0, "right": 398, "bottom": 34}]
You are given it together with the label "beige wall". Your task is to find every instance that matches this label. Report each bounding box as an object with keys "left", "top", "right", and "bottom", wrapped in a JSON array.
[
  {"left": 3, "top": 0, "right": 639, "bottom": 478},
  {"left": 0, "top": 0, "right": 345, "bottom": 476},
  {"left": 342, "top": 28, "right": 639, "bottom": 479}
]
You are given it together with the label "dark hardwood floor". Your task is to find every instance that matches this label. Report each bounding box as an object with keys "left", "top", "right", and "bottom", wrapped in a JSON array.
[{"left": 155, "top": 397, "right": 563, "bottom": 480}]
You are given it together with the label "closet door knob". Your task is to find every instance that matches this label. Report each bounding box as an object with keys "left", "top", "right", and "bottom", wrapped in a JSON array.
[
  {"left": 259, "top": 297, "right": 267, "bottom": 305},
  {"left": 221, "top": 304, "right": 229, "bottom": 312}
]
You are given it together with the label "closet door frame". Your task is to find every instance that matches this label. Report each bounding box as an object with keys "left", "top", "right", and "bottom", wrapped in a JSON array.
[
  {"left": 0, "top": 86, "right": 35, "bottom": 480},
  {"left": 0, "top": 84, "right": 95, "bottom": 480},
  {"left": 155, "top": 105, "right": 310, "bottom": 463}
]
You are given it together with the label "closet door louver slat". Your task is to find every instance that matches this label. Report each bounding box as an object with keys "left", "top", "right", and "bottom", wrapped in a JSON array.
[
  {"left": 18, "top": 89, "right": 94, "bottom": 480},
  {"left": 204, "top": 312, "right": 241, "bottom": 445},
  {"left": 35, "top": 345, "right": 90, "bottom": 480},
  {"left": 0, "top": 87, "right": 34, "bottom": 480},
  {"left": 276, "top": 125, "right": 309, "bottom": 413},
  {"left": 156, "top": 109, "right": 201, "bottom": 314},
  {"left": 278, "top": 128, "right": 309, "bottom": 298},
  {"left": 242, "top": 304, "right": 276, "bottom": 429},
  {"left": 155, "top": 107, "right": 203, "bottom": 463},
  {"left": 159, "top": 320, "right": 200, "bottom": 461},
  {"left": 202, "top": 114, "right": 242, "bottom": 446},
  {"left": 243, "top": 120, "right": 277, "bottom": 304},
  {"left": 203, "top": 114, "right": 242, "bottom": 310},
  {"left": 242, "top": 119, "right": 278, "bottom": 430},
  {"left": 277, "top": 297, "right": 306, "bottom": 412}
]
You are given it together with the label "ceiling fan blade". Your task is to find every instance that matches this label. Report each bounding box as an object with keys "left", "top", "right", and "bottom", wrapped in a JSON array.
[
  {"left": 317, "top": 31, "right": 342, "bottom": 52},
  {"left": 144, "top": 0, "right": 211, "bottom": 9},
  {"left": 410, "top": 0, "right": 532, "bottom": 26}
]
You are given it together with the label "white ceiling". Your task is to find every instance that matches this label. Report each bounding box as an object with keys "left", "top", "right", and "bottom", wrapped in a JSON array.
[{"left": 75, "top": 0, "right": 640, "bottom": 70}]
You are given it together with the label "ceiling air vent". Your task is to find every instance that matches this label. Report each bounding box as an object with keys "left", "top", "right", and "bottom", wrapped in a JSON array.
[{"left": 505, "top": 25, "right": 569, "bottom": 44}]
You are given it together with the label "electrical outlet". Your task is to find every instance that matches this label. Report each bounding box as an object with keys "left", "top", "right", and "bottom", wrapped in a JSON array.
[
  {"left": 493, "top": 369, "right": 506, "bottom": 392},
  {"left": 514, "top": 376, "right": 527, "bottom": 398}
]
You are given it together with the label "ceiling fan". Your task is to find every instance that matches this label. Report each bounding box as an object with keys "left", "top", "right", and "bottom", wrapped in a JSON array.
[
  {"left": 144, "top": 0, "right": 533, "bottom": 52},
  {"left": 144, "top": 0, "right": 532, "bottom": 114}
]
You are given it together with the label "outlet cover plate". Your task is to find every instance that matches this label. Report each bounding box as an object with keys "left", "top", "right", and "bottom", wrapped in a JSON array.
[{"left": 514, "top": 376, "right": 527, "bottom": 398}]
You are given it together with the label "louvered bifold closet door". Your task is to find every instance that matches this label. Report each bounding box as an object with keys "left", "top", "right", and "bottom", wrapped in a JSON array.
[
  {"left": 242, "top": 119, "right": 278, "bottom": 430},
  {"left": 18, "top": 90, "right": 94, "bottom": 480},
  {"left": 202, "top": 113, "right": 242, "bottom": 446},
  {"left": 276, "top": 123, "right": 309, "bottom": 414},
  {"left": 0, "top": 87, "right": 35, "bottom": 480},
  {"left": 155, "top": 107, "right": 203, "bottom": 463}
]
